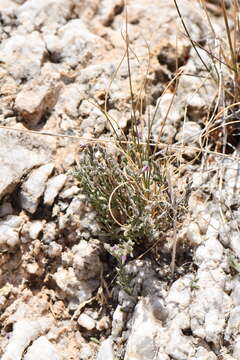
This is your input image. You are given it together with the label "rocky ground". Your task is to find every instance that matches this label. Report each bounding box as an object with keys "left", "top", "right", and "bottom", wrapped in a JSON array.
[{"left": 1, "top": 0, "right": 240, "bottom": 359}]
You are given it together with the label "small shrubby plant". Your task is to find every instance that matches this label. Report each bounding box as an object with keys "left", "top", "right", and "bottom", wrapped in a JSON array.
[{"left": 75, "top": 139, "right": 187, "bottom": 273}]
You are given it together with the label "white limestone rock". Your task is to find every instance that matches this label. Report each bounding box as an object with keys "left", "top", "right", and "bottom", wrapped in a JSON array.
[
  {"left": 60, "top": 186, "right": 79, "bottom": 199},
  {"left": 78, "top": 313, "right": 95, "bottom": 331},
  {"left": 44, "top": 174, "right": 67, "bottom": 206},
  {"left": 0, "top": 0, "right": 18, "bottom": 11},
  {"left": 0, "top": 32, "right": 46, "bottom": 80},
  {"left": 2, "top": 318, "right": 53, "bottom": 360},
  {"left": 55, "top": 83, "right": 85, "bottom": 119},
  {"left": 230, "top": 276, "right": 240, "bottom": 306},
  {"left": 44, "top": 19, "right": 105, "bottom": 68},
  {"left": 111, "top": 305, "right": 126, "bottom": 339},
  {"left": 0, "top": 202, "right": 13, "bottom": 217},
  {"left": 186, "top": 223, "right": 203, "bottom": 246},
  {"left": 229, "top": 231, "right": 240, "bottom": 258},
  {"left": 232, "top": 335, "right": 240, "bottom": 360},
  {"left": 20, "top": 163, "right": 54, "bottom": 214},
  {"left": 53, "top": 241, "right": 101, "bottom": 309},
  {"left": 164, "top": 327, "right": 195, "bottom": 360},
  {"left": 191, "top": 346, "right": 217, "bottom": 360},
  {"left": 195, "top": 238, "right": 223, "bottom": 269},
  {"left": 21, "top": 220, "right": 44, "bottom": 242},
  {"left": 225, "top": 306, "right": 240, "bottom": 341},
  {"left": 0, "top": 130, "right": 50, "bottom": 201},
  {"left": 16, "top": 0, "right": 73, "bottom": 34},
  {"left": 98, "top": 0, "right": 124, "bottom": 26},
  {"left": 15, "top": 77, "right": 61, "bottom": 126},
  {"left": 124, "top": 297, "right": 195, "bottom": 360},
  {"left": 46, "top": 241, "right": 62, "bottom": 258},
  {"left": 166, "top": 275, "right": 192, "bottom": 320},
  {"left": 53, "top": 267, "right": 98, "bottom": 310},
  {"left": 96, "top": 337, "right": 114, "bottom": 360},
  {"left": 190, "top": 268, "right": 231, "bottom": 346},
  {"left": 176, "top": 121, "right": 202, "bottom": 145},
  {"left": 24, "top": 336, "right": 60, "bottom": 360},
  {"left": 124, "top": 299, "right": 162, "bottom": 360},
  {"left": 0, "top": 215, "right": 24, "bottom": 247}
]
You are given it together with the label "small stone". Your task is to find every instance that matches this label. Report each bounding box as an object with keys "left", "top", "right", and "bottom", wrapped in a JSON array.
[
  {"left": 111, "top": 305, "right": 126, "bottom": 338},
  {"left": 175, "top": 121, "right": 202, "bottom": 157},
  {"left": 44, "top": 174, "right": 67, "bottom": 206},
  {"left": 60, "top": 186, "right": 79, "bottom": 199},
  {"left": 0, "top": 130, "right": 50, "bottom": 201},
  {"left": 187, "top": 223, "right": 202, "bottom": 246},
  {"left": 25, "top": 262, "right": 40, "bottom": 275},
  {"left": 46, "top": 242, "right": 62, "bottom": 257},
  {"left": 15, "top": 78, "right": 61, "bottom": 126},
  {"left": 0, "top": 215, "right": 24, "bottom": 247},
  {"left": 78, "top": 343, "right": 94, "bottom": 359},
  {"left": 72, "top": 241, "right": 101, "bottom": 280},
  {"left": 42, "top": 222, "right": 57, "bottom": 244},
  {"left": 29, "top": 221, "right": 44, "bottom": 240},
  {"left": 20, "top": 163, "right": 54, "bottom": 214},
  {"left": 231, "top": 276, "right": 240, "bottom": 306},
  {"left": 195, "top": 238, "right": 223, "bottom": 269},
  {"left": 24, "top": 336, "right": 60, "bottom": 360},
  {"left": 78, "top": 313, "right": 95, "bottom": 330},
  {"left": 16, "top": 0, "right": 73, "bottom": 34},
  {"left": 0, "top": 32, "right": 46, "bottom": 80},
  {"left": 53, "top": 241, "right": 101, "bottom": 309},
  {"left": 1, "top": 318, "right": 53, "bottom": 360},
  {"left": 96, "top": 337, "right": 114, "bottom": 360},
  {"left": 21, "top": 220, "right": 45, "bottom": 243}
]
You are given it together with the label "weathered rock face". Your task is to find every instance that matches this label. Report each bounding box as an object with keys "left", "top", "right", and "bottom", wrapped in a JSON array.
[
  {"left": 53, "top": 240, "right": 102, "bottom": 309},
  {"left": 1, "top": 1, "right": 240, "bottom": 360},
  {"left": 16, "top": 0, "right": 74, "bottom": 33},
  {"left": 44, "top": 19, "right": 107, "bottom": 67},
  {"left": 24, "top": 336, "right": 60, "bottom": 360},
  {"left": 0, "top": 215, "right": 25, "bottom": 248},
  {"left": 15, "top": 74, "right": 62, "bottom": 126},
  {"left": 20, "top": 163, "right": 55, "bottom": 214},
  {"left": 0, "top": 130, "right": 51, "bottom": 201},
  {"left": 0, "top": 32, "right": 46, "bottom": 80}
]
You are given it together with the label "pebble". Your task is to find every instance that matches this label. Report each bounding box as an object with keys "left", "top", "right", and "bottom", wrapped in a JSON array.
[
  {"left": 1, "top": 318, "right": 53, "bottom": 360},
  {"left": 60, "top": 186, "right": 79, "bottom": 199},
  {"left": 0, "top": 130, "right": 49, "bottom": 201},
  {"left": 44, "top": 174, "right": 67, "bottom": 206},
  {"left": 44, "top": 19, "right": 103, "bottom": 68},
  {"left": 24, "top": 336, "right": 60, "bottom": 360},
  {"left": 20, "top": 163, "right": 54, "bottom": 214},
  {"left": 46, "top": 242, "right": 62, "bottom": 258},
  {"left": 15, "top": 78, "right": 61, "bottom": 126},
  {"left": 111, "top": 305, "right": 126, "bottom": 338},
  {"left": 78, "top": 313, "right": 96, "bottom": 330},
  {"left": 96, "top": 337, "right": 114, "bottom": 360},
  {"left": 0, "top": 215, "right": 25, "bottom": 247},
  {"left": 29, "top": 221, "right": 44, "bottom": 240}
]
